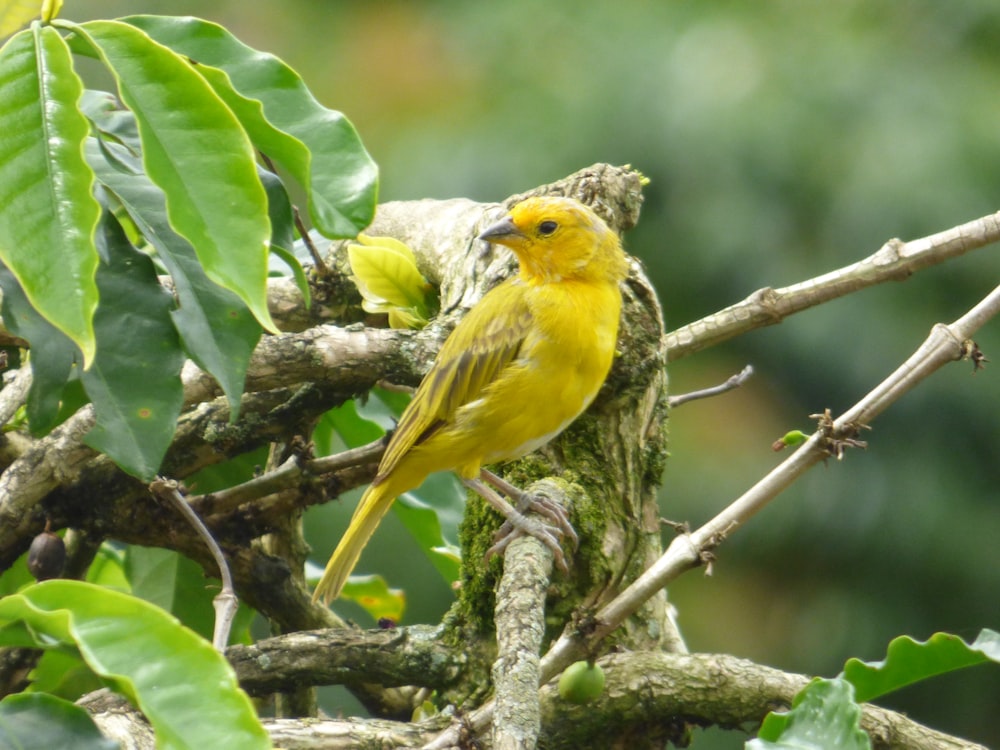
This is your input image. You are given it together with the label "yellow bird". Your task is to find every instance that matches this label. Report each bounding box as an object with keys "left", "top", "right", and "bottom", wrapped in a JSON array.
[{"left": 312, "top": 196, "right": 629, "bottom": 604}]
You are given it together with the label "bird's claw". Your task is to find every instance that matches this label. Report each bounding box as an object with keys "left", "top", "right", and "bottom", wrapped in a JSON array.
[{"left": 484, "top": 493, "right": 575, "bottom": 572}]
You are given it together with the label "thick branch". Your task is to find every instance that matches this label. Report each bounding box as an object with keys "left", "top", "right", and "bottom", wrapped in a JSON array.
[
  {"left": 227, "top": 625, "right": 462, "bottom": 695},
  {"left": 86, "top": 652, "right": 986, "bottom": 750},
  {"left": 490, "top": 480, "right": 559, "bottom": 750}
]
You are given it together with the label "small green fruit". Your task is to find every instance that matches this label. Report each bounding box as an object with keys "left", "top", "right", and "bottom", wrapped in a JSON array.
[{"left": 558, "top": 660, "right": 605, "bottom": 704}]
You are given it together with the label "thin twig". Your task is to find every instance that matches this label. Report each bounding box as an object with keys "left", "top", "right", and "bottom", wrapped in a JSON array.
[
  {"left": 666, "top": 210, "right": 1000, "bottom": 362},
  {"left": 258, "top": 151, "right": 327, "bottom": 275},
  {"left": 667, "top": 365, "right": 754, "bottom": 408},
  {"left": 187, "top": 439, "right": 386, "bottom": 517},
  {"left": 149, "top": 478, "right": 238, "bottom": 652},
  {"left": 424, "top": 282, "right": 1000, "bottom": 750}
]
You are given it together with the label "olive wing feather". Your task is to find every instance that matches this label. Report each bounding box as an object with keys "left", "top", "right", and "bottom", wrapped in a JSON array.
[{"left": 375, "top": 281, "right": 532, "bottom": 479}]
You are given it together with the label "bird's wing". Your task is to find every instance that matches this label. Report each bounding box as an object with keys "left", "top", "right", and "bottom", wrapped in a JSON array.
[{"left": 376, "top": 280, "right": 532, "bottom": 478}]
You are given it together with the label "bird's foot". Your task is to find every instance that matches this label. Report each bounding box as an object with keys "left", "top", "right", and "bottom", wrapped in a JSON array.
[
  {"left": 485, "top": 498, "right": 574, "bottom": 571},
  {"left": 464, "top": 474, "right": 577, "bottom": 572}
]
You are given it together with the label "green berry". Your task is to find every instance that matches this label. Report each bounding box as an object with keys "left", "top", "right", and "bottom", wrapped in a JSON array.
[{"left": 558, "top": 660, "right": 605, "bottom": 703}]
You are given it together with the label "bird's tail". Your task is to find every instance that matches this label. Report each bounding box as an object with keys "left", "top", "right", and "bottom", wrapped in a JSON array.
[{"left": 312, "top": 481, "right": 396, "bottom": 604}]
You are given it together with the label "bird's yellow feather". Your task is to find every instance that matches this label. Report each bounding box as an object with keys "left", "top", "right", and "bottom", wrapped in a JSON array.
[{"left": 312, "top": 196, "right": 628, "bottom": 604}]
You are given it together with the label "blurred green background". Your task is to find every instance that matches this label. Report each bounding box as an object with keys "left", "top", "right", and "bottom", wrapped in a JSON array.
[{"left": 62, "top": 1, "right": 1000, "bottom": 746}]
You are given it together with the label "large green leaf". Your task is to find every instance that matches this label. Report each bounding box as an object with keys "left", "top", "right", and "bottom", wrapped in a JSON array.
[
  {"left": 120, "top": 14, "right": 379, "bottom": 238},
  {"left": 0, "top": 580, "right": 270, "bottom": 750},
  {"left": 0, "top": 693, "right": 118, "bottom": 750},
  {"left": 84, "top": 136, "right": 260, "bottom": 420},
  {"left": 750, "top": 678, "right": 870, "bottom": 750},
  {"left": 67, "top": 19, "right": 277, "bottom": 333},
  {"left": 0, "top": 25, "right": 99, "bottom": 364},
  {"left": 842, "top": 629, "right": 1000, "bottom": 703},
  {"left": 81, "top": 213, "right": 185, "bottom": 480}
]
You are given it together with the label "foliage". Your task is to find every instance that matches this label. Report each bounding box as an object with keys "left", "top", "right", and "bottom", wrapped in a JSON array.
[
  {"left": 0, "top": 2, "right": 998, "bottom": 749},
  {"left": 0, "top": 580, "right": 269, "bottom": 749},
  {"left": 0, "top": 11, "right": 377, "bottom": 479},
  {"left": 753, "top": 630, "right": 1000, "bottom": 749}
]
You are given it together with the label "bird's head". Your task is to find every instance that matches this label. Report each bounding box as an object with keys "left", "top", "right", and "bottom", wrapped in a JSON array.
[{"left": 478, "top": 196, "right": 629, "bottom": 285}]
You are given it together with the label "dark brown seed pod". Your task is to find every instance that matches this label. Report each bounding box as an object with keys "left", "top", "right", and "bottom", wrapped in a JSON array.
[{"left": 27, "top": 531, "right": 66, "bottom": 581}]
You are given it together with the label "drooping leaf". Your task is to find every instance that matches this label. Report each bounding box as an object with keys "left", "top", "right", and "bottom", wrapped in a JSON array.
[
  {"left": 0, "top": 580, "right": 270, "bottom": 750},
  {"left": 750, "top": 678, "right": 870, "bottom": 750},
  {"left": 119, "top": 14, "right": 378, "bottom": 238},
  {"left": 395, "top": 488, "right": 462, "bottom": 584},
  {"left": 0, "top": 693, "right": 118, "bottom": 750},
  {"left": 69, "top": 19, "right": 277, "bottom": 334},
  {"left": 842, "top": 629, "right": 1000, "bottom": 703},
  {"left": 258, "top": 164, "right": 309, "bottom": 307},
  {"left": 26, "top": 649, "right": 103, "bottom": 701},
  {"left": 81, "top": 213, "right": 185, "bottom": 480},
  {"left": 0, "top": 25, "right": 100, "bottom": 364},
  {"left": 84, "top": 136, "right": 260, "bottom": 420},
  {"left": 0, "top": 267, "right": 79, "bottom": 434}
]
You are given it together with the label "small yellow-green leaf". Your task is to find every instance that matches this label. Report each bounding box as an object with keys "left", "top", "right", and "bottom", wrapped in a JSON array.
[
  {"left": 348, "top": 235, "right": 433, "bottom": 329},
  {"left": 355, "top": 232, "right": 420, "bottom": 265},
  {"left": 387, "top": 307, "right": 428, "bottom": 330},
  {"left": 339, "top": 574, "right": 405, "bottom": 623},
  {"left": 348, "top": 241, "right": 428, "bottom": 307}
]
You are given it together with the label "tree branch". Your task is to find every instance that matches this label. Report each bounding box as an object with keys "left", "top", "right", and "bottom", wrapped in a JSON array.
[
  {"left": 666, "top": 210, "right": 1000, "bottom": 361},
  {"left": 426, "top": 280, "right": 1000, "bottom": 749},
  {"left": 490, "top": 480, "right": 560, "bottom": 750},
  {"left": 227, "top": 625, "right": 462, "bottom": 695}
]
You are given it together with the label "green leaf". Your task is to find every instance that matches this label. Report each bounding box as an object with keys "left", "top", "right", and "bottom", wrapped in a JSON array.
[
  {"left": 396, "top": 485, "right": 462, "bottom": 584},
  {"left": 0, "top": 25, "right": 99, "bottom": 364},
  {"left": 0, "top": 693, "right": 118, "bottom": 750},
  {"left": 258, "top": 165, "right": 310, "bottom": 307},
  {"left": 85, "top": 136, "right": 260, "bottom": 420},
  {"left": 0, "top": 580, "right": 270, "bottom": 750},
  {"left": 27, "top": 648, "right": 103, "bottom": 700},
  {"left": 842, "top": 629, "right": 1000, "bottom": 703},
  {"left": 750, "top": 678, "right": 870, "bottom": 750},
  {"left": 0, "top": 267, "right": 79, "bottom": 435},
  {"left": 119, "top": 14, "right": 378, "bottom": 238},
  {"left": 270, "top": 244, "right": 312, "bottom": 309},
  {"left": 81, "top": 213, "right": 185, "bottom": 480},
  {"left": 258, "top": 166, "right": 295, "bottom": 259},
  {"left": 84, "top": 543, "right": 129, "bottom": 591},
  {"left": 70, "top": 19, "right": 277, "bottom": 334}
]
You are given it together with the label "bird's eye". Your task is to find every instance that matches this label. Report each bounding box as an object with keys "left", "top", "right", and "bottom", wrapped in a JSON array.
[{"left": 538, "top": 220, "right": 558, "bottom": 236}]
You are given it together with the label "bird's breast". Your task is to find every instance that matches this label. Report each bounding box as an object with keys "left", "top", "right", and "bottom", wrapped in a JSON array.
[{"left": 473, "top": 279, "right": 622, "bottom": 463}]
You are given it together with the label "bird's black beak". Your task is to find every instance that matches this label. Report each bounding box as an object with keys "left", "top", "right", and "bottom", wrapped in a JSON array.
[{"left": 477, "top": 215, "right": 524, "bottom": 243}]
